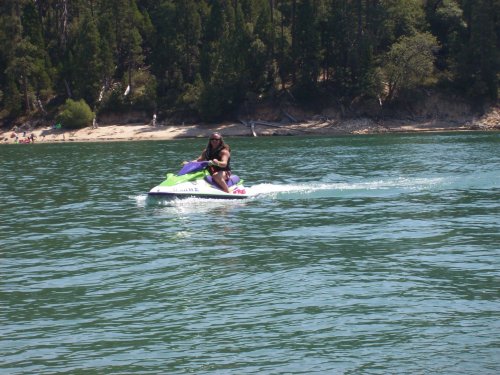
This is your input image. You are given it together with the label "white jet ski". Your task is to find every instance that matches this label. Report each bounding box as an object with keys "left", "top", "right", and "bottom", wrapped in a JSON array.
[{"left": 148, "top": 161, "right": 249, "bottom": 200}]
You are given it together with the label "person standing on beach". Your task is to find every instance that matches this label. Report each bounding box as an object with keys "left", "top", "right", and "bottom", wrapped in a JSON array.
[{"left": 194, "top": 132, "right": 231, "bottom": 192}]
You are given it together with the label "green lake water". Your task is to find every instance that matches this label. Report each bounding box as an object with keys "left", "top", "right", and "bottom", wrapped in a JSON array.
[{"left": 1, "top": 132, "right": 499, "bottom": 374}]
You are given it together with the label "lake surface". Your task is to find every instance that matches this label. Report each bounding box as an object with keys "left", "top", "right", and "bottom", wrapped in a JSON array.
[{"left": 1, "top": 132, "right": 499, "bottom": 374}]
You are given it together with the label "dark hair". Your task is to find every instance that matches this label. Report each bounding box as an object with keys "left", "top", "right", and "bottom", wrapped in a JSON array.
[{"left": 205, "top": 132, "right": 230, "bottom": 159}]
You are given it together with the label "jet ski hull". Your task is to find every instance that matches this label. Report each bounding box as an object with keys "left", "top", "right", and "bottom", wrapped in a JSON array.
[
  {"left": 148, "top": 182, "right": 249, "bottom": 200},
  {"left": 148, "top": 161, "right": 249, "bottom": 200},
  {"left": 148, "top": 190, "right": 249, "bottom": 200}
]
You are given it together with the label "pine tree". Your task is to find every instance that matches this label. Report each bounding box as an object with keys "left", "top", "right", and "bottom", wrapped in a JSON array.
[
  {"left": 176, "top": 0, "right": 202, "bottom": 84},
  {"left": 458, "top": 0, "right": 499, "bottom": 100},
  {"left": 250, "top": 0, "right": 276, "bottom": 92},
  {"left": 383, "top": 0, "right": 427, "bottom": 41},
  {"left": 425, "top": 0, "right": 467, "bottom": 77},
  {"left": 1, "top": 0, "right": 50, "bottom": 115},
  {"left": 69, "top": 9, "right": 103, "bottom": 105},
  {"left": 326, "top": 0, "right": 357, "bottom": 95},
  {"left": 21, "top": 2, "right": 53, "bottom": 106},
  {"left": 147, "top": 0, "right": 177, "bottom": 105},
  {"left": 197, "top": 0, "right": 252, "bottom": 120},
  {"left": 275, "top": 0, "right": 293, "bottom": 90},
  {"left": 293, "top": 0, "right": 321, "bottom": 98}
]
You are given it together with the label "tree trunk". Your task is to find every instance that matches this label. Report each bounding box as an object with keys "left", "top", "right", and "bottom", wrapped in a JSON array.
[{"left": 23, "top": 74, "right": 30, "bottom": 112}]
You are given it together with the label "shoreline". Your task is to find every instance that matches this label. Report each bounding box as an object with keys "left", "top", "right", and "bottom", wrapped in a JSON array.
[{"left": 1, "top": 117, "right": 499, "bottom": 144}]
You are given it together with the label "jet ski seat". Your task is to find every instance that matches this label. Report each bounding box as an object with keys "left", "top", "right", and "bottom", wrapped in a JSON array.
[{"left": 204, "top": 175, "right": 240, "bottom": 188}]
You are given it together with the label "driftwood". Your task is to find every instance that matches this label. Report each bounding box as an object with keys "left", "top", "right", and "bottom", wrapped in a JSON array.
[
  {"left": 239, "top": 119, "right": 257, "bottom": 137},
  {"left": 254, "top": 120, "right": 315, "bottom": 133},
  {"left": 252, "top": 120, "right": 284, "bottom": 128},
  {"left": 281, "top": 109, "right": 298, "bottom": 123},
  {"left": 250, "top": 122, "right": 257, "bottom": 137},
  {"left": 240, "top": 118, "right": 321, "bottom": 136}
]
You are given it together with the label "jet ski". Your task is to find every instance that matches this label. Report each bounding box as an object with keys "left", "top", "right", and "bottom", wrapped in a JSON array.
[{"left": 148, "top": 161, "right": 249, "bottom": 199}]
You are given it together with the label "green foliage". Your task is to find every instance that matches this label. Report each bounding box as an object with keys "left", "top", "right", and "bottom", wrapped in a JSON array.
[
  {"left": 68, "top": 10, "right": 103, "bottom": 105},
  {"left": 293, "top": 0, "right": 321, "bottom": 98},
  {"left": 128, "top": 70, "right": 158, "bottom": 111},
  {"left": 382, "top": 32, "right": 440, "bottom": 101},
  {"left": 0, "top": 0, "right": 499, "bottom": 122},
  {"left": 57, "top": 99, "right": 94, "bottom": 129},
  {"left": 3, "top": 78, "right": 22, "bottom": 116},
  {"left": 383, "top": 0, "right": 427, "bottom": 40},
  {"left": 178, "top": 74, "right": 204, "bottom": 111},
  {"left": 455, "top": 0, "right": 500, "bottom": 100},
  {"left": 425, "top": 0, "right": 466, "bottom": 79}
]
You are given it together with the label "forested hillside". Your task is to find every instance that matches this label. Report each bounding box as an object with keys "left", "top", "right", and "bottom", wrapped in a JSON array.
[{"left": 1, "top": 0, "right": 499, "bottom": 127}]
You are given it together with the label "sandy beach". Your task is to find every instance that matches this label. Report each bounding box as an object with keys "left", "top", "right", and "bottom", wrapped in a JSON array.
[{"left": 1, "top": 108, "right": 499, "bottom": 144}]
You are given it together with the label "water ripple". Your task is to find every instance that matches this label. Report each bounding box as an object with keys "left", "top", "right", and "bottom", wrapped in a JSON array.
[{"left": 1, "top": 134, "right": 499, "bottom": 374}]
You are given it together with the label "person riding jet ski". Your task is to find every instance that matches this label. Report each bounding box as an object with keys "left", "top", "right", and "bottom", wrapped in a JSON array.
[
  {"left": 193, "top": 132, "right": 231, "bottom": 193},
  {"left": 149, "top": 132, "right": 248, "bottom": 199}
]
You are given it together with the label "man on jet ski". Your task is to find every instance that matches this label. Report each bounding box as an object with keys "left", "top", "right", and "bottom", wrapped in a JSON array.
[{"left": 194, "top": 132, "right": 231, "bottom": 193}]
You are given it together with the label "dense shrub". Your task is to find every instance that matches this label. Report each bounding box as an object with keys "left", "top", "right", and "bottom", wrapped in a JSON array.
[{"left": 57, "top": 99, "right": 94, "bottom": 129}]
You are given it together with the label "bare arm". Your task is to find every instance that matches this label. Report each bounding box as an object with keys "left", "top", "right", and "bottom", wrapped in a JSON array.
[
  {"left": 195, "top": 149, "right": 206, "bottom": 162},
  {"left": 212, "top": 149, "right": 229, "bottom": 167}
]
